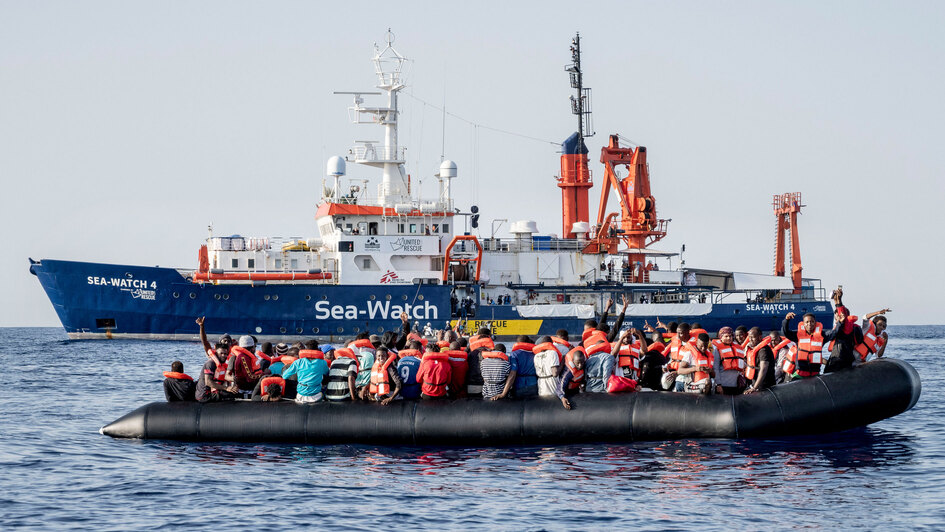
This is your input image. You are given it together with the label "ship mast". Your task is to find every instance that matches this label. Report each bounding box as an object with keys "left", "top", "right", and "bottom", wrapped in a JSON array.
[
  {"left": 336, "top": 29, "right": 411, "bottom": 208},
  {"left": 558, "top": 33, "right": 594, "bottom": 239}
]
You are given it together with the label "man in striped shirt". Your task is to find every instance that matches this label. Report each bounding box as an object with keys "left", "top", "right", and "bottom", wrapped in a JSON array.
[
  {"left": 481, "top": 344, "right": 513, "bottom": 400},
  {"left": 325, "top": 348, "right": 359, "bottom": 401}
]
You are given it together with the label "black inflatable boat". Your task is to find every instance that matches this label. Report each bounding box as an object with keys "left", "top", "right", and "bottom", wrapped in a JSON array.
[{"left": 102, "top": 358, "right": 920, "bottom": 444}]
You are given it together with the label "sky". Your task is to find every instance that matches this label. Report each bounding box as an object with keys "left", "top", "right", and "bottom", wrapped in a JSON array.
[{"left": 1, "top": 1, "right": 943, "bottom": 326}]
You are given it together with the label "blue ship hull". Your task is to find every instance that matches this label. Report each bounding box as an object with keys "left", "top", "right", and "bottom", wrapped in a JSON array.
[{"left": 30, "top": 259, "right": 834, "bottom": 341}]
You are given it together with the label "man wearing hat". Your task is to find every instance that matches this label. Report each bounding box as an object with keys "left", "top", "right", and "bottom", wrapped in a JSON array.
[{"left": 226, "top": 335, "right": 262, "bottom": 393}]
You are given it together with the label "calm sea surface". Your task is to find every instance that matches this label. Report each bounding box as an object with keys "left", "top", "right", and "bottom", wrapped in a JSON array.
[{"left": 0, "top": 326, "right": 942, "bottom": 530}]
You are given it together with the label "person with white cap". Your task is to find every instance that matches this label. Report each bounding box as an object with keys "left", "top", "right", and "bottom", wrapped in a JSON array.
[{"left": 226, "top": 335, "right": 262, "bottom": 393}]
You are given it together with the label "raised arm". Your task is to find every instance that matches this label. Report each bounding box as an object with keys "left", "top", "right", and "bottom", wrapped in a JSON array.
[
  {"left": 394, "top": 311, "right": 411, "bottom": 350},
  {"left": 781, "top": 313, "right": 799, "bottom": 344},
  {"left": 196, "top": 316, "right": 211, "bottom": 354},
  {"left": 607, "top": 295, "right": 630, "bottom": 342}
]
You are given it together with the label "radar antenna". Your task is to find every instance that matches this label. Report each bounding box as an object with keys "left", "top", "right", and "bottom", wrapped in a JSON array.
[{"left": 565, "top": 33, "right": 594, "bottom": 141}]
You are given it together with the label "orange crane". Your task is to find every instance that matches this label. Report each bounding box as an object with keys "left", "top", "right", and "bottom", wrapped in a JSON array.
[{"left": 773, "top": 192, "right": 804, "bottom": 294}]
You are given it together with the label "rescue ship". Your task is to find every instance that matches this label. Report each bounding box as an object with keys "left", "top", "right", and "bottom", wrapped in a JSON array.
[{"left": 30, "top": 33, "right": 834, "bottom": 341}]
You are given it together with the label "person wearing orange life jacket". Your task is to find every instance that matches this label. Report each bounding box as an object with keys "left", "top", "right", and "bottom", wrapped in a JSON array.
[
  {"left": 533, "top": 336, "right": 564, "bottom": 397},
  {"left": 853, "top": 310, "right": 890, "bottom": 365},
  {"left": 509, "top": 335, "right": 539, "bottom": 397},
  {"left": 615, "top": 328, "right": 646, "bottom": 380},
  {"left": 481, "top": 344, "right": 514, "bottom": 400},
  {"left": 465, "top": 328, "right": 495, "bottom": 398},
  {"left": 195, "top": 342, "right": 239, "bottom": 403},
  {"left": 195, "top": 316, "right": 234, "bottom": 362},
  {"left": 712, "top": 326, "right": 747, "bottom": 395},
  {"left": 764, "top": 330, "right": 795, "bottom": 384},
  {"left": 325, "top": 347, "right": 360, "bottom": 402},
  {"left": 781, "top": 310, "right": 841, "bottom": 380},
  {"left": 417, "top": 345, "right": 452, "bottom": 399},
  {"left": 362, "top": 347, "right": 402, "bottom": 404},
  {"left": 677, "top": 333, "right": 715, "bottom": 394},
  {"left": 555, "top": 347, "right": 587, "bottom": 409},
  {"left": 688, "top": 323, "right": 708, "bottom": 344},
  {"left": 552, "top": 329, "right": 573, "bottom": 359},
  {"left": 163, "top": 360, "right": 195, "bottom": 401},
  {"left": 584, "top": 337, "right": 616, "bottom": 393},
  {"left": 251, "top": 376, "right": 286, "bottom": 401},
  {"left": 662, "top": 322, "right": 693, "bottom": 391},
  {"left": 743, "top": 327, "right": 777, "bottom": 394},
  {"left": 281, "top": 348, "right": 330, "bottom": 403}
]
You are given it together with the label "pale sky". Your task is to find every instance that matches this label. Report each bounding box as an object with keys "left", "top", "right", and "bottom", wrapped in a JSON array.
[{"left": 2, "top": 1, "right": 943, "bottom": 326}]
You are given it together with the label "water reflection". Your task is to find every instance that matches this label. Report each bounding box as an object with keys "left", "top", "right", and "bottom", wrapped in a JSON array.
[{"left": 150, "top": 425, "right": 915, "bottom": 483}]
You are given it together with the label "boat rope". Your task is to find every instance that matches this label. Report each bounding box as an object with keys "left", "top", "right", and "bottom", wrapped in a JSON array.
[{"left": 405, "top": 92, "right": 560, "bottom": 147}]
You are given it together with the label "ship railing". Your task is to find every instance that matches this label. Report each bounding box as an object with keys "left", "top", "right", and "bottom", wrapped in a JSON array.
[
  {"left": 481, "top": 237, "right": 587, "bottom": 253},
  {"left": 347, "top": 144, "right": 406, "bottom": 163}
]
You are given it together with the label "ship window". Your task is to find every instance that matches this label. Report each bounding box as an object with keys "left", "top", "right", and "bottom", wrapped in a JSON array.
[
  {"left": 172, "top": 292, "right": 179, "bottom": 298},
  {"left": 272, "top": 294, "right": 279, "bottom": 301},
  {"left": 409, "top": 224, "right": 417, "bottom": 234},
  {"left": 339, "top": 241, "right": 354, "bottom": 252},
  {"left": 214, "top": 294, "right": 221, "bottom": 300},
  {"left": 275, "top": 259, "right": 282, "bottom": 269},
  {"left": 312, "top": 327, "right": 319, "bottom": 334},
  {"left": 256, "top": 327, "right": 262, "bottom": 333},
  {"left": 337, "top": 327, "right": 344, "bottom": 333},
  {"left": 442, "top": 223, "right": 450, "bottom": 233},
  {"left": 355, "top": 255, "right": 380, "bottom": 271},
  {"left": 189, "top": 293, "right": 196, "bottom": 299},
  {"left": 370, "top": 295, "right": 376, "bottom": 300},
  {"left": 369, "top": 222, "right": 378, "bottom": 235},
  {"left": 397, "top": 223, "right": 405, "bottom": 233},
  {"left": 305, "top": 295, "right": 312, "bottom": 301},
  {"left": 223, "top": 294, "right": 229, "bottom": 300},
  {"left": 353, "top": 326, "right": 360, "bottom": 333},
  {"left": 296, "top": 327, "right": 303, "bottom": 334},
  {"left": 432, "top": 224, "right": 439, "bottom": 233},
  {"left": 264, "top": 294, "right": 270, "bottom": 301},
  {"left": 248, "top": 259, "right": 255, "bottom": 269},
  {"left": 418, "top": 295, "right": 425, "bottom": 301},
  {"left": 345, "top": 224, "right": 353, "bottom": 232},
  {"left": 291, "top": 259, "right": 298, "bottom": 269},
  {"left": 231, "top": 258, "right": 239, "bottom": 268},
  {"left": 95, "top": 318, "right": 116, "bottom": 329},
  {"left": 280, "top": 327, "right": 287, "bottom": 334}
]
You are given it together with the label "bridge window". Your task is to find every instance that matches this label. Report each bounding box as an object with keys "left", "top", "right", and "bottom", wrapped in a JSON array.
[
  {"left": 442, "top": 223, "right": 450, "bottom": 233},
  {"left": 409, "top": 223, "right": 417, "bottom": 234},
  {"left": 397, "top": 223, "right": 405, "bottom": 233},
  {"left": 247, "top": 258, "right": 255, "bottom": 269},
  {"left": 231, "top": 258, "right": 239, "bottom": 268}
]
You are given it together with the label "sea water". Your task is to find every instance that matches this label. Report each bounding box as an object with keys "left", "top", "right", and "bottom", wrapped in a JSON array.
[{"left": 0, "top": 326, "right": 942, "bottom": 530}]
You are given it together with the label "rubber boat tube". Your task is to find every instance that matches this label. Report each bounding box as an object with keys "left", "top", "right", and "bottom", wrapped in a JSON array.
[{"left": 102, "top": 358, "right": 921, "bottom": 444}]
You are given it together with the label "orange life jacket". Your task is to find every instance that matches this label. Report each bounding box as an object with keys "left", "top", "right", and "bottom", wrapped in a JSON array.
[
  {"left": 280, "top": 355, "right": 298, "bottom": 368},
  {"left": 617, "top": 342, "right": 642, "bottom": 379},
  {"left": 582, "top": 329, "right": 607, "bottom": 349},
  {"left": 259, "top": 376, "right": 286, "bottom": 397},
  {"left": 688, "top": 328, "right": 708, "bottom": 344},
  {"left": 369, "top": 356, "right": 397, "bottom": 396},
  {"left": 229, "top": 346, "right": 259, "bottom": 379},
  {"left": 565, "top": 347, "right": 586, "bottom": 389},
  {"left": 299, "top": 349, "right": 325, "bottom": 360},
  {"left": 444, "top": 350, "right": 468, "bottom": 396},
  {"left": 511, "top": 342, "right": 535, "bottom": 353},
  {"left": 689, "top": 346, "right": 712, "bottom": 383},
  {"left": 162, "top": 371, "right": 192, "bottom": 381},
  {"left": 716, "top": 342, "right": 747, "bottom": 372},
  {"left": 333, "top": 348, "right": 360, "bottom": 372},
  {"left": 350, "top": 338, "right": 374, "bottom": 351},
  {"left": 665, "top": 337, "right": 690, "bottom": 371},
  {"left": 790, "top": 323, "right": 824, "bottom": 377},
  {"left": 482, "top": 351, "right": 509, "bottom": 362},
  {"left": 436, "top": 340, "right": 451, "bottom": 349},
  {"left": 213, "top": 362, "right": 228, "bottom": 382},
  {"left": 398, "top": 348, "right": 422, "bottom": 359},
  {"left": 854, "top": 320, "right": 884, "bottom": 362},
  {"left": 469, "top": 336, "right": 495, "bottom": 351},
  {"left": 407, "top": 332, "right": 429, "bottom": 347},
  {"left": 585, "top": 340, "right": 612, "bottom": 357},
  {"left": 745, "top": 337, "right": 772, "bottom": 381}
]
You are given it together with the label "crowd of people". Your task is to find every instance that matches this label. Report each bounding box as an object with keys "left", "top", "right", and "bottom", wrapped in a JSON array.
[{"left": 163, "top": 289, "right": 890, "bottom": 410}]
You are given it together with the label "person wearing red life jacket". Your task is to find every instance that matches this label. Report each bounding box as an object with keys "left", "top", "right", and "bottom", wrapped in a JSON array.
[
  {"left": 195, "top": 342, "right": 239, "bottom": 402},
  {"left": 712, "top": 327, "right": 747, "bottom": 395},
  {"left": 767, "top": 330, "right": 795, "bottom": 384},
  {"left": 251, "top": 376, "right": 286, "bottom": 402},
  {"left": 163, "top": 360, "right": 195, "bottom": 401},
  {"left": 443, "top": 342, "right": 469, "bottom": 399},
  {"left": 662, "top": 322, "right": 693, "bottom": 391},
  {"left": 677, "top": 333, "right": 715, "bottom": 394},
  {"left": 416, "top": 346, "right": 452, "bottom": 399},
  {"left": 364, "top": 347, "right": 402, "bottom": 405},
  {"left": 226, "top": 336, "right": 262, "bottom": 393},
  {"left": 781, "top": 310, "right": 841, "bottom": 380},
  {"left": 744, "top": 327, "right": 776, "bottom": 394},
  {"left": 552, "top": 329, "right": 572, "bottom": 359},
  {"left": 196, "top": 316, "right": 233, "bottom": 361},
  {"left": 555, "top": 347, "right": 586, "bottom": 410}
]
